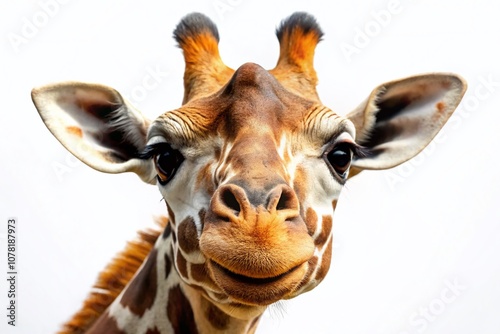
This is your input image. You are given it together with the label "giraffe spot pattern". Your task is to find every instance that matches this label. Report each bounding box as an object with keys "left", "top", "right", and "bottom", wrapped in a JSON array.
[
  {"left": 315, "top": 215, "right": 332, "bottom": 246},
  {"left": 167, "top": 285, "right": 199, "bottom": 334},
  {"left": 305, "top": 207, "right": 318, "bottom": 237},
  {"left": 145, "top": 327, "right": 161, "bottom": 334},
  {"left": 119, "top": 249, "right": 158, "bottom": 316},
  {"left": 177, "top": 216, "right": 200, "bottom": 253}
]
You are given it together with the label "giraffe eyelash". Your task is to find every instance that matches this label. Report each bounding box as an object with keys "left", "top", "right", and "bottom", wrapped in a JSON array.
[
  {"left": 351, "top": 143, "right": 372, "bottom": 159},
  {"left": 325, "top": 141, "right": 372, "bottom": 159},
  {"left": 136, "top": 142, "right": 174, "bottom": 160}
]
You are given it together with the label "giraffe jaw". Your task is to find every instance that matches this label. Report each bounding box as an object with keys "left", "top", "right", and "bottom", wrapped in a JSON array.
[{"left": 205, "top": 258, "right": 308, "bottom": 305}]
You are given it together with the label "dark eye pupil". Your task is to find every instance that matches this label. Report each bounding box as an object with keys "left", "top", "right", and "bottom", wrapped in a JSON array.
[
  {"left": 155, "top": 148, "right": 184, "bottom": 185},
  {"left": 327, "top": 144, "right": 352, "bottom": 176}
]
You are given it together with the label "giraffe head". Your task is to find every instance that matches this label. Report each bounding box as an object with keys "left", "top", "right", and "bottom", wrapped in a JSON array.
[{"left": 32, "top": 13, "right": 466, "bottom": 318}]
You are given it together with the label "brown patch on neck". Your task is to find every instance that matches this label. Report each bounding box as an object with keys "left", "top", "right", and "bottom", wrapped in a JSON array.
[
  {"left": 145, "top": 328, "right": 161, "bottom": 334},
  {"left": 167, "top": 285, "right": 199, "bottom": 334},
  {"left": 120, "top": 248, "right": 158, "bottom": 316},
  {"left": 58, "top": 218, "right": 167, "bottom": 334}
]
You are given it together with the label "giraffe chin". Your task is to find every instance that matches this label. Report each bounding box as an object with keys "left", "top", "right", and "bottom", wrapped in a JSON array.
[{"left": 206, "top": 259, "right": 307, "bottom": 305}]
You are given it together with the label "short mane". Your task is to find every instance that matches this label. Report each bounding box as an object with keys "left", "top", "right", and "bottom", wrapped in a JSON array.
[{"left": 58, "top": 217, "right": 168, "bottom": 334}]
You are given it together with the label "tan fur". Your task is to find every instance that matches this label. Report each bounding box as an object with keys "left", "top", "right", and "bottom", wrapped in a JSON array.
[
  {"left": 178, "top": 31, "right": 234, "bottom": 103},
  {"left": 270, "top": 23, "right": 322, "bottom": 102},
  {"left": 58, "top": 217, "right": 168, "bottom": 334}
]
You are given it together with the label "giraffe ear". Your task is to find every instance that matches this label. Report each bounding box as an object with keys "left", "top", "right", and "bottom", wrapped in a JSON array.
[
  {"left": 346, "top": 73, "right": 467, "bottom": 176},
  {"left": 31, "top": 82, "right": 156, "bottom": 184}
]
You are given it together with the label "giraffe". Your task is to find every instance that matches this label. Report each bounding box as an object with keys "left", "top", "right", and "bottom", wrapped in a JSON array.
[{"left": 32, "top": 12, "right": 466, "bottom": 334}]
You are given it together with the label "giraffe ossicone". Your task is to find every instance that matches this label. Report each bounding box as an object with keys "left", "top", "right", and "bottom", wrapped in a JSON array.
[{"left": 32, "top": 12, "right": 466, "bottom": 334}]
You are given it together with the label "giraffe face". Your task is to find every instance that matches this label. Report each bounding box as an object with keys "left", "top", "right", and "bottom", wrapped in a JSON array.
[
  {"left": 32, "top": 11, "right": 466, "bottom": 326},
  {"left": 143, "top": 62, "right": 359, "bottom": 308}
]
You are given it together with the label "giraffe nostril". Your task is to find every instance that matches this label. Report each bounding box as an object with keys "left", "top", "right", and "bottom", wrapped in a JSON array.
[
  {"left": 276, "top": 189, "right": 295, "bottom": 211},
  {"left": 220, "top": 187, "right": 241, "bottom": 214},
  {"left": 269, "top": 185, "right": 299, "bottom": 212}
]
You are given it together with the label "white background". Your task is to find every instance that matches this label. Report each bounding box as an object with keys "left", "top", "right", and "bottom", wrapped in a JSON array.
[{"left": 1, "top": 0, "right": 499, "bottom": 333}]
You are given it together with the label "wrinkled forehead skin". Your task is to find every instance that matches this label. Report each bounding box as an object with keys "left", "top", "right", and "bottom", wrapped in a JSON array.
[{"left": 148, "top": 62, "right": 352, "bottom": 161}]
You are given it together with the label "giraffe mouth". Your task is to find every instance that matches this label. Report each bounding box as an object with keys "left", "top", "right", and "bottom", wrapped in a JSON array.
[{"left": 207, "top": 260, "right": 307, "bottom": 305}]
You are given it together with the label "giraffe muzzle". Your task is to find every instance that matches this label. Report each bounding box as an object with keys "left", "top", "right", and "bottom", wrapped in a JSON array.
[{"left": 200, "top": 183, "right": 315, "bottom": 304}]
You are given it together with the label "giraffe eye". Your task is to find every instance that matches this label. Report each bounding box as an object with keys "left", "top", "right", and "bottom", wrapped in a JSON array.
[
  {"left": 154, "top": 147, "right": 184, "bottom": 185},
  {"left": 326, "top": 142, "right": 353, "bottom": 178}
]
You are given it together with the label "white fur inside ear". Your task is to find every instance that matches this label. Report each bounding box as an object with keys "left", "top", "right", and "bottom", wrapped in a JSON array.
[
  {"left": 32, "top": 82, "right": 156, "bottom": 184},
  {"left": 347, "top": 73, "right": 467, "bottom": 170}
]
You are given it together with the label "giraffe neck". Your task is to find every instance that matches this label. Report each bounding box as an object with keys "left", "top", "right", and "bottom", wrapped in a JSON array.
[{"left": 86, "top": 225, "right": 262, "bottom": 334}]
